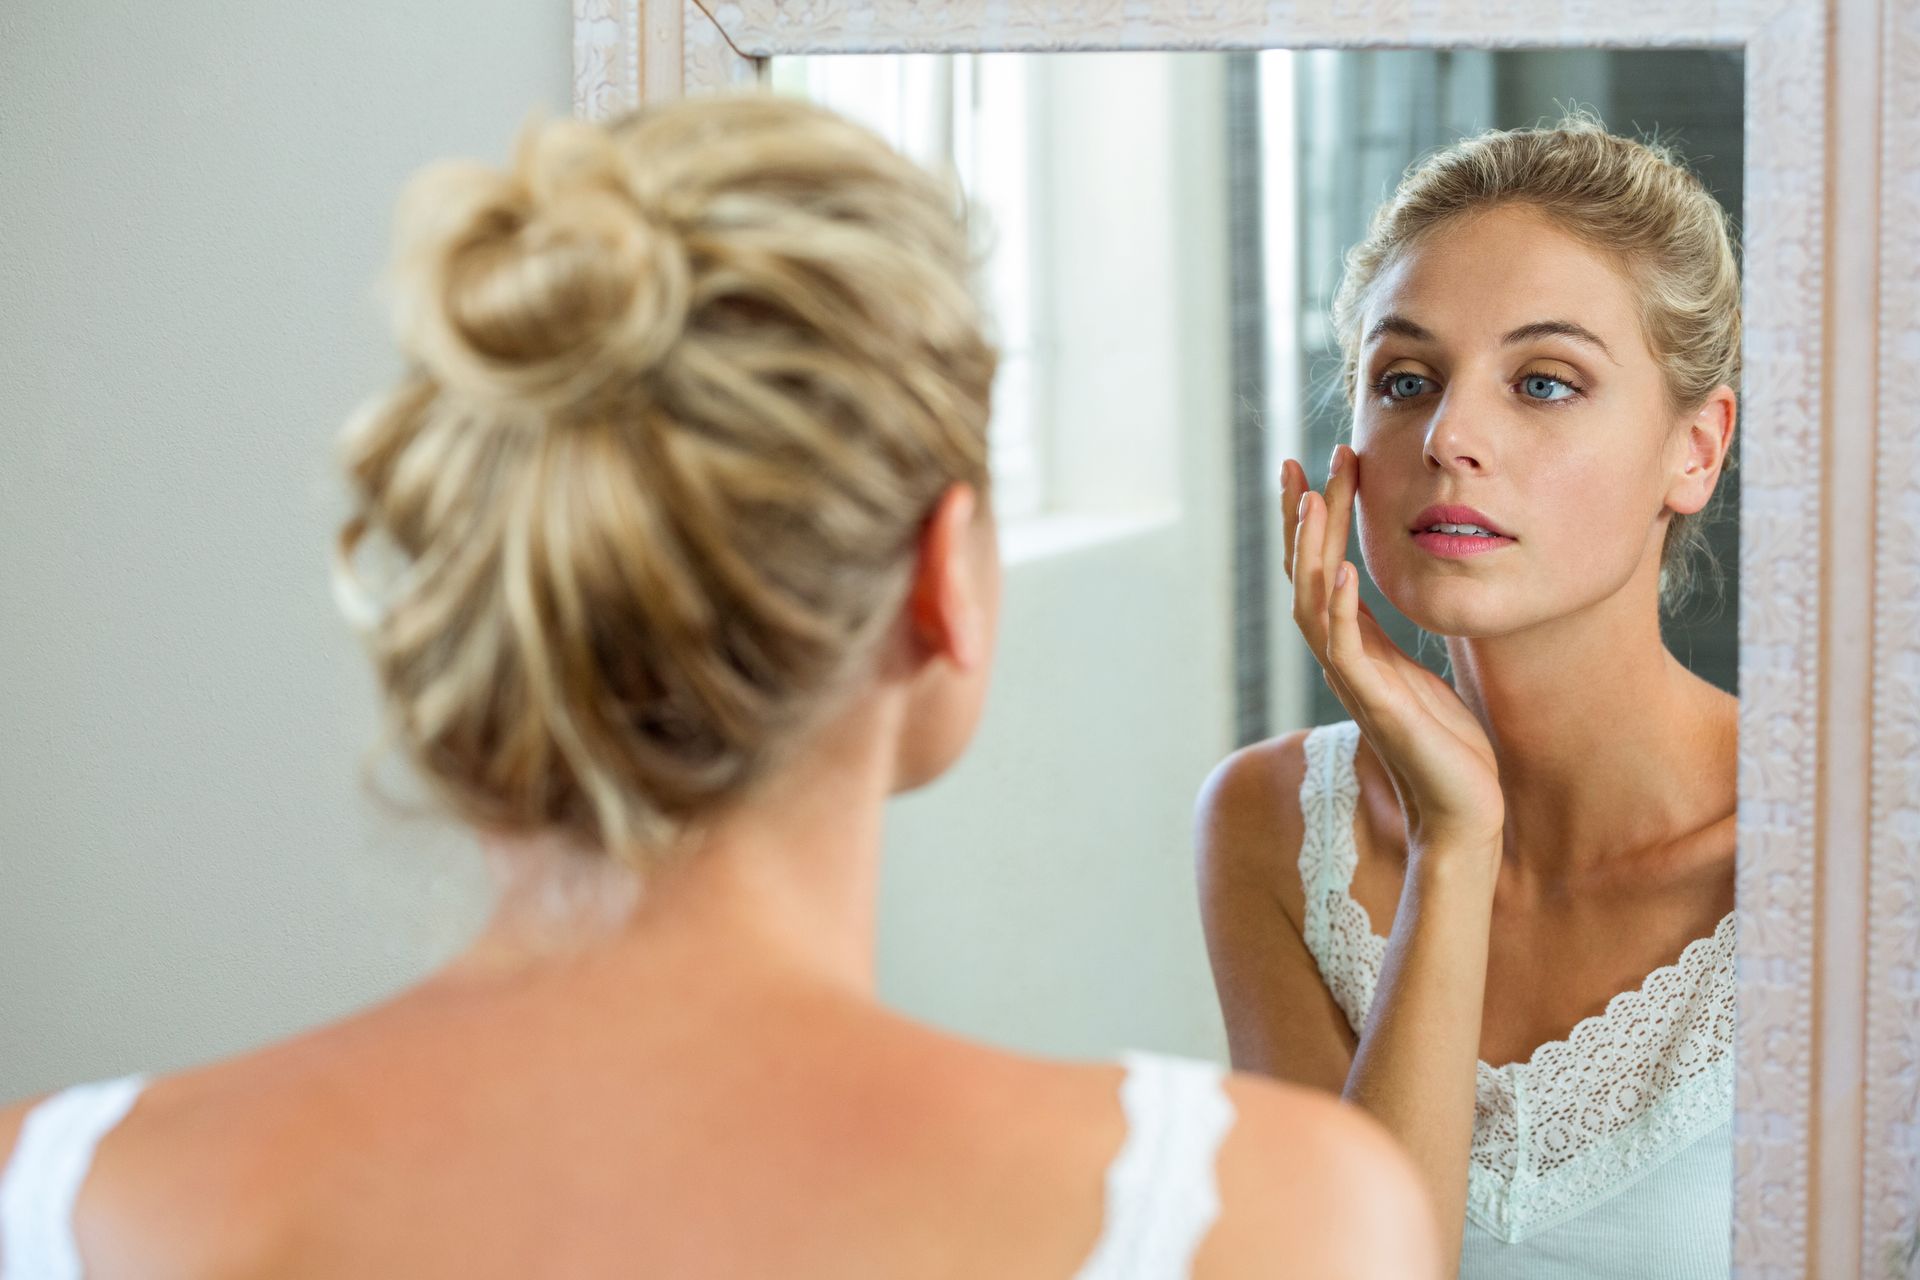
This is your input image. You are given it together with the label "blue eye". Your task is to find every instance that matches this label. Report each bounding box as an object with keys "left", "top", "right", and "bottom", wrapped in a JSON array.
[
  {"left": 1379, "top": 372, "right": 1430, "bottom": 400},
  {"left": 1521, "top": 374, "right": 1578, "bottom": 402}
]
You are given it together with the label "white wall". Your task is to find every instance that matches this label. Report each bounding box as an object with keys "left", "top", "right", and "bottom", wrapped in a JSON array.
[{"left": 0, "top": 24, "right": 1237, "bottom": 1099}]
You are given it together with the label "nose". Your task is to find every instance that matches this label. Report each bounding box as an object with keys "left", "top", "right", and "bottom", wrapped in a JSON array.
[{"left": 1422, "top": 386, "right": 1496, "bottom": 475}]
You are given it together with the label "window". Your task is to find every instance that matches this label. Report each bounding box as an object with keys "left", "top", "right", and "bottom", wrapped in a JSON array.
[{"left": 769, "top": 54, "right": 1047, "bottom": 518}]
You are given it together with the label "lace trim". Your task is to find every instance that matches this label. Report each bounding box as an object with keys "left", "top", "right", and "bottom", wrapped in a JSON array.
[
  {"left": 1072, "top": 1053, "right": 1235, "bottom": 1280},
  {"left": 1296, "top": 720, "right": 1736, "bottom": 1244}
]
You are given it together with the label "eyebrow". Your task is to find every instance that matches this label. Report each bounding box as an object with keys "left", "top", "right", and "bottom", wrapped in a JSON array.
[
  {"left": 1503, "top": 320, "right": 1618, "bottom": 362},
  {"left": 1362, "top": 314, "right": 1619, "bottom": 363}
]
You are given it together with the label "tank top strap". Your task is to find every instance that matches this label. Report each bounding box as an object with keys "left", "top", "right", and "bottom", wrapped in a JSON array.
[
  {"left": 1295, "top": 720, "right": 1387, "bottom": 1032},
  {"left": 1072, "top": 1051, "right": 1236, "bottom": 1280},
  {"left": 0, "top": 1074, "right": 147, "bottom": 1280},
  {"left": 1297, "top": 719, "right": 1365, "bottom": 958}
]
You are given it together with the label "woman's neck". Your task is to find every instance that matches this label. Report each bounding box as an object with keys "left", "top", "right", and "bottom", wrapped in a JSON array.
[
  {"left": 444, "top": 696, "right": 900, "bottom": 1001},
  {"left": 1445, "top": 584, "right": 1737, "bottom": 888}
]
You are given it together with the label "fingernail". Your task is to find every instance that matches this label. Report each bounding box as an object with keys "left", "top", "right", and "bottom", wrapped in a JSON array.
[
  {"left": 1336, "top": 563, "right": 1352, "bottom": 588},
  {"left": 1328, "top": 446, "right": 1344, "bottom": 477}
]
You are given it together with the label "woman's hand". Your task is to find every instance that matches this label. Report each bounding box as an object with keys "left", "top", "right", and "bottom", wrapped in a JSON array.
[{"left": 1283, "top": 445, "right": 1504, "bottom": 856}]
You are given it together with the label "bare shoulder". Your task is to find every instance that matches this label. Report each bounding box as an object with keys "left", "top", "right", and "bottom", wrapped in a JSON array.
[
  {"left": 907, "top": 1033, "right": 1132, "bottom": 1162},
  {"left": 0, "top": 1091, "right": 40, "bottom": 1158},
  {"left": 0, "top": 1063, "right": 283, "bottom": 1278},
  {"left": 1195, "top": 729, "right": 1315, "bottom": 928},
  {"left": 980, "top": 1048, "right": 1437, "bottom": 1277},
  {"left": 1197, "top": 1072, "right": 1440, "bottom": 1279},
  {"left": 36, "top": 1003, "right": 439, "bottom": 1280},
  {"left": 62, "top": 1059, "right": 308, "bottom": 1278}
]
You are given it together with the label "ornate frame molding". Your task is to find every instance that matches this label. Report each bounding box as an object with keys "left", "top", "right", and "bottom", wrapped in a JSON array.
[
  {"left": 1868, "top": 0, "right": 1917, "bottom": 1275},
  {"left": 573, "top": 0, "right": 756, "bottom": 114},
  {"left": 574, "top": 3, "right": 1904, "bottom": 1276}
]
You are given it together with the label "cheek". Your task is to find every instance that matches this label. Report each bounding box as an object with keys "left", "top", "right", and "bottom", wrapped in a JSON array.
[
  {"left": 1350, "top": 452, "right": 1414, "bottom": 565},
  {"left": 1529, "top": 447, "right": 1651, "bottom": 553},
  {"left": 1353, "top": 501, "right": 1399, "bottom": 571}
]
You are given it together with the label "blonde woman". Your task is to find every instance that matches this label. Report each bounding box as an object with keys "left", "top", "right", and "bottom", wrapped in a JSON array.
[
  {"left": 1197, "top": 117, "right": 1738, "bottom": 1278},
  {"left": 0, "top": 96, "right": 1435, "bottom": 1279}
]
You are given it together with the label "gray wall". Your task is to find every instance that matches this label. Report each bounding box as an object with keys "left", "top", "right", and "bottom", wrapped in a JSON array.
[{"left": 0, "top": 1, "right": 567, "bottom": 1098}]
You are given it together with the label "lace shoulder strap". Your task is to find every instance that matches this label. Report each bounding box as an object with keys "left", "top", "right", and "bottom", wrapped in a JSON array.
[
  {"left": 1072, "top": 1052, "right": 1236, "bottom": 1280},
  {"left": 1297, "top": 720, "right": 1364, "bottom": 957},
  {"left": 1294, "top": 720, "right": 1383, "bottom": 1033},
  {"left": 0, "top": 1075, "right": 147, "bottom": 1280}
]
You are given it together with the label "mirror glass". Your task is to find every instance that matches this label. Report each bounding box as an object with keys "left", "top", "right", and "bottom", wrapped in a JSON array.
[{"left": 769, "top": 47, "right": 1744, "bottom": 1059}]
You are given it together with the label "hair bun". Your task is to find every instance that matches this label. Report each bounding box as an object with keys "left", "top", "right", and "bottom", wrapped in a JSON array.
[{"left": 387, "top": 114, "right": 692, "bottom": 413}]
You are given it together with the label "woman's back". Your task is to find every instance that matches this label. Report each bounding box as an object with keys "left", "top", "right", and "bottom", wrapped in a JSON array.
[{"left": 2, "top": 961, "right": 1434, "bottom": 1278}]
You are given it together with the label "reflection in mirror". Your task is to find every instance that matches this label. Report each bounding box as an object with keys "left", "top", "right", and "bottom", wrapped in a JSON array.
[
  {"left": 1252, "top": 54, "right": 1741, "bottom": 1273},
  {"left": 773, "top": 51, "right": 1247, "bottom": 1062},
  {"left": 1285, "top": 49, "right": 1743, "bottom": 731},
  {"left": 775, "top": 46, "right": 1743, "bottom": 1275},
  {"left": 771, "top": 39, "right": 1742, "bottom": 1043}
]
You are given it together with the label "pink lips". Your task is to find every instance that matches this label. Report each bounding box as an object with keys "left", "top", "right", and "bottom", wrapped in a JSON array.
[{"left": 1409, "top": 504, "right": 1516, "bottom": 559}]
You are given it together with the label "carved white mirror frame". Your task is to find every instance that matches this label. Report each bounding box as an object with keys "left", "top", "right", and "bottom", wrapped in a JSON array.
[{"left": 572, "top": 2, "right": 1912, "bottom": 1275}]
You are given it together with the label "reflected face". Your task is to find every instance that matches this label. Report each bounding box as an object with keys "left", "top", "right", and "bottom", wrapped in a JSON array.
[{"left": 1351, "top": 205, "right": 1686, "bottom": 638}]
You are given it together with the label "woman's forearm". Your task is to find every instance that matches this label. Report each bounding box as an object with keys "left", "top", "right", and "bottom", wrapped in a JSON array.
[{"left": 1341, "top": 846, "right": 1499, "bottom": 1277}]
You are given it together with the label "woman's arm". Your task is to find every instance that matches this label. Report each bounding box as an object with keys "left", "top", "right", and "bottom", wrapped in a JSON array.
[
  {"left": 1196, "top": 734, "right": 1494, "bottom": 1275},
  {"left": 1194, "top": 735, "right": 1357, "bottom": 1092},
  {"left": 1340, "top": 844, "right": 1495, "bottom": 1276},
  {"left": 1234, "top": 446, "right": 1504, "bottom": 1277},
  {"left": 1201, "top": 1074, "right": 1442, "bottom": 1278}
]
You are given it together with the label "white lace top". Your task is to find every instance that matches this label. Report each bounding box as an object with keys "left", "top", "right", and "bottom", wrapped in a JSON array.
[
  {"left": 0, "top": 1054, "right": 1234, "bottom": 1280},
  {"left": 1298, "top": 720, "right": 1734, "bottom": 1277}
]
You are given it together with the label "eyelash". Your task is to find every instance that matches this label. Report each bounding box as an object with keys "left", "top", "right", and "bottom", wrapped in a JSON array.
[{"left": 1367, "top": 369, "right": 1587, "bottom": 408}]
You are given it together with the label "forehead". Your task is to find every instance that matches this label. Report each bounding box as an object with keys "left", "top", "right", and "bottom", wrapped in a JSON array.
[{"left": 1363, "top": 205, "right": 1645, "bottom": 354}]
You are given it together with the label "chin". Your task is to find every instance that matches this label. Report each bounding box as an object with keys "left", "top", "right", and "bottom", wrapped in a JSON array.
[{"left": 1373, "top": 570, "right": 1518, "bottom": 640}]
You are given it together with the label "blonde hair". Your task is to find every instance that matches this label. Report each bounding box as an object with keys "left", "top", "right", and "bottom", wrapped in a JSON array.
[
  {"left": 333, "top": 94, "right": 997, "bottom": 863},
  {"left": 1330, "top": 112, "right": 1741, "bottom": 611}
]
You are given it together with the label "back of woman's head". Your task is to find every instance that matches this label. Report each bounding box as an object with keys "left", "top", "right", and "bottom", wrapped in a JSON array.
[
  {"left": 1330, "top": 111, "right": 1741, "bottom": 610},
  {"left": 334, "top": 94, "right": 997, "bottom": 864}
]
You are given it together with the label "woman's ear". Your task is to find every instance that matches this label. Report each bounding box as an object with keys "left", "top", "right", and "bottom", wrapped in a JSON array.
[
  {"left": 906, "top": 483, "right": 985, "bottom": 671},
  {"left": 1666, "top": 383, "right": 1737, "bottom": 517}
]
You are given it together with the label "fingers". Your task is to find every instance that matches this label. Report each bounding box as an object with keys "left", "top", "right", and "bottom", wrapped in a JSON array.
[
  {"left": 1322, "top": 445, "right": 1357, "bottom": 590},
  {"left": 1286, "top": 450, "right": 1366, "bottom": 686},
  {"left": 1290, "top": 489, "right": 1328, "bottom": 657},
  {"left": 1279, "top": 460, "right": 1303, "bottom": 582},
  {"left": 1281, "top": 448, "right": 1357, "bottom": 593},
  {"left": 1326, "top": 559, "right": 1392, "bottom": 717}
]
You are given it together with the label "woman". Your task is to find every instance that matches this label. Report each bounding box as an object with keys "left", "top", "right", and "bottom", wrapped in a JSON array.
[
  {"left": 0, "top": 96, "right": 1436, "bottom": 1278},
  {"left": 1196, "top": 116, "right": 1738, "bottom": 1279}
]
